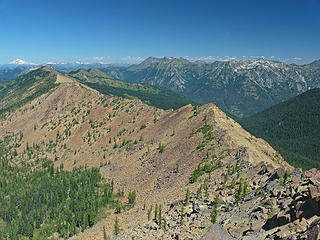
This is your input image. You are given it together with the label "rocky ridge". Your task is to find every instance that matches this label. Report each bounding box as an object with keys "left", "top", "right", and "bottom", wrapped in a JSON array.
[
  {"left": 112, "top": 158, "right": 320, "bottom": 240},
  {"left": 0, "top": 67, "right": 318, "bottom": 240}
]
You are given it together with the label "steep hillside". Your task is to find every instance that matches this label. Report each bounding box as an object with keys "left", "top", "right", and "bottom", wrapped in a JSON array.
[
  {"left": 0, "top": 66, "right": 59, "bottom": 115},
  {"left": 240, "top": 88, "right": 320, "bottom": 170},
  {"left": 101, "top": 57, "right": 320, "bottom": 117},
  {"left": 68, "top": 68, "right": 196, "bottom": 110},
  {"left": 2, "top": 67, "right": 320, "bottom": 240}
]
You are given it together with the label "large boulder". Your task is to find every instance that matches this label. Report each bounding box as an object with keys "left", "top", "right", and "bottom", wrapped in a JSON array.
[
  {"left": 202, "top": 223, "right": 236, "bottom": 240},
  {"left": 309, "top": 186, "right": 320, "bottom": 199},
  {"left": 263, "top": 212, "right": 291, "bottom": 230},
  {"left": 295, "top": 197, "right": 320, "bottom": 220},
  {"left": 302, "top": 220, "right": 320, "bottom": 240},
  {"left": 269, "top": 167, "right": 285, "bottom": 181},
  {"left": 304, "top": 168, "right": 320, "bottom": 179}
]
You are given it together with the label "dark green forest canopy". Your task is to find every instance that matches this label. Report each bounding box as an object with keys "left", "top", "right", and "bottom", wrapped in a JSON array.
[
  {"left": 69, "top": 69, "right": 196, "bottom": 110},
  {"left": 0, "top": 136, "right": 121, "bottom": 240},
  {"left": 240, "top": 88, "right": 320, "bottom": 170}
]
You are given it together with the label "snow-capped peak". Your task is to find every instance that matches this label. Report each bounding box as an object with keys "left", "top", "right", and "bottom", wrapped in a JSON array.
[{"left": 8, "top": 59, "right": 33, "bottom": 65}]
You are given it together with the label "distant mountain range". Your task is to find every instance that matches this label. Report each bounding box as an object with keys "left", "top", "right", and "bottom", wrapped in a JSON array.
[
  {"left": 0, "top": 62, "right": 126, "bottom": 81},
  {"left": 99, "top": 57, "right": 320, "bottom": 117},
  {"left": 241, "top": 88, "right": 320, "bottom": 170},
  {"left": 1, "top": 57, "right": 320, "bottom": 117},
  {"left": 0, "top": 66, "right": 36, "bottom": 82}
]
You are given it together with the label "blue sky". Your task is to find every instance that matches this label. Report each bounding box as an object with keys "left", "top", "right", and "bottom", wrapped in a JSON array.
[{"left": 0, "top": 0, "right": 319, "bottom": 64}]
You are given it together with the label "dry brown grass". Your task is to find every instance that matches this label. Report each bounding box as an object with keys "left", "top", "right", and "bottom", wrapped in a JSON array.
[{"left": 0, "top": 78, "right": 288, "bottom": 239}]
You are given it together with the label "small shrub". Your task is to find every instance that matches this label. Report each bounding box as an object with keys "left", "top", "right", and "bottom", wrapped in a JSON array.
[
  {"left": 267, "top": 207, "right": 275, "bottom": 218},
  {"left": 158, "top": 143, "right": 165, "bottom": 153},
  {"left": 210, "top": 207, "right": 218, "bottom": 224},
  {"left": 184, "top": 188, "right": 190, "bottom": 206},
  {"left": 140, "top": 124, "right": 146, "bottom": 130},
  {"left": 128, "top": 190, "right": 136, "bottom": 207}
]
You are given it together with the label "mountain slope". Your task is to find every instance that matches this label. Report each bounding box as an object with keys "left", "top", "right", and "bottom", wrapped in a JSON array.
[
  {"left": 0, "top": 66, "right": 59, "bottom": 115},
  {"left": 68, "top": 68, "right": 196, "bottom": 110},
  {"left": 240, "top": 88, "right": 320, "bottom": 170},
  {"left": 101, "top": 57, "right": 320, "bottom": 117},
  {"left": 4, "top": 67, "right": 320, "bottom": 240},
  {"left": 0, "top": 67, "right": 297, "bottom": 239}
]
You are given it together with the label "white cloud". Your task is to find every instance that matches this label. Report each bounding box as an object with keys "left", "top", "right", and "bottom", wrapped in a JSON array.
[
  {"left": 194, "top": 56, "right": 218, "bottom": 61},
  {"left": 75, "top": 61, "right": 90, "bottom": 65},
  {"left": 84, "top": 56, "right": 145, "bottom": 64},
  {"left": 48, "top": 56, "right": 145, "bottom": 65},
  {"left": 119, "top": 56, "right": 145, "bottom": 62},
  {"left": 292, "top": 57, "right": 302, "bottom": 61},
  {"left": 13, "top": 55, "right": 304, "bottom": 66},
  {"left": 92, "top": 57, "right": 104, "bottom": 61}
]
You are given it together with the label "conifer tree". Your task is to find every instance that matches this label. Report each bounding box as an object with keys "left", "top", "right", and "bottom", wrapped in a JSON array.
[
  {"left": 180, "top": 205, "right": 185, "bottom": 224},
  {"left": 114, "top": 217, "right": 120, "bottom": 235},
  {"left": 158, "top": 205, "right": 162, "bottom": 226},
  {"left": 103, "top": 226, "right": 109, "bottom": 240},
  {"left": 184, "top": 188, "right": 190, "bottom": 206},
  {"left": 154, "top": 204, "right": 158, "bottom": 223},
  {"left": 147, "top": 206, "right": 152, "bottom": 221}
]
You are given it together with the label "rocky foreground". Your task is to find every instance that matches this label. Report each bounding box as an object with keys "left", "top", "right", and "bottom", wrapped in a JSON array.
[{"left": 115, "top": 156, "right": 320, "bottom": 240}]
